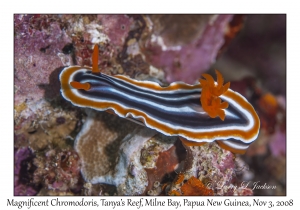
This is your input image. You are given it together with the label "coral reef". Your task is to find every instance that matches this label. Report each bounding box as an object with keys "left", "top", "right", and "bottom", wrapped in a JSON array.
[
  {"left": 74, "top": 109, "right": 137, "bottom": 183},
  {"left": 14, "top": 99, "right": 78, "bottom": 151},
  {"left": 33, "top": 148, "right": 82, "bottom": 194},
  {"left": 75, "top": 110, "right": 252, "bottom": 196},
  {"left": 155, "top": 142, "right": 253, "bottom": 196},
  {"left": 74, "top": 109, "right": 180, "bottom": 195},
  {"left": 144, "top": 139, "right": 187, "bottom": 195},
  {"left": 184, "top": 143, "right": 237, "bottom": 195},
  {"left": 14, "top": 97, "right": 81, "bottom": 195}
]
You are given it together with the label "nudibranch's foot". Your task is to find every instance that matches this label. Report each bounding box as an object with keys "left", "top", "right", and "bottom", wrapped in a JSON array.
[
  {"left": 180, "top": 137, "right": 249, "bottom": 154},
  {"left": 105, "top": 109, "right": 117, "bottom": 116},
  {"left": 200, "top": 70, "right": 230, "bottom": 121},
  {"left": 179, "top": 136, "right": 207, "bottom": 147},
  {"left": 216, "top": 140, "right": 249, "bottom": 154}
]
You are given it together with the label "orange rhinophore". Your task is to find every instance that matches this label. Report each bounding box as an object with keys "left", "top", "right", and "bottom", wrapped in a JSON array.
[
  {"left": 70, "top": 81, "right": 91, "bottom": 91},
  {"left": 92, "top": 44, "right": 100, "bottom": 73}
]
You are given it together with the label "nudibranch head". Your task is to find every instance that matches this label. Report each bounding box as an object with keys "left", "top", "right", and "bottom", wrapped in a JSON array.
[{"left": 60, "top": 44, "right": 260, "bottom": 154}]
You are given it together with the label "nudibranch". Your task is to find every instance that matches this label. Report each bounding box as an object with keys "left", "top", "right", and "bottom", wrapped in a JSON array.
[{"left": 60, "top": 45, "right": 260, "bottom": 154}]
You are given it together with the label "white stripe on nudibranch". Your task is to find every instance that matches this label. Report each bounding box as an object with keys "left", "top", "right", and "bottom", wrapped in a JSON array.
[
  {"left": 218, "top": 140, "right": 250, "bottom": 151},
  {"left": 59, "top": 45, "right": 260, "bottom": 154}
]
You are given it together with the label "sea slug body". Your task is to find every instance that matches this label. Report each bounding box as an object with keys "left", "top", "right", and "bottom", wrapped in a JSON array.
[{"left": 60, "top": 45, "right": 260, "bottom": 154}]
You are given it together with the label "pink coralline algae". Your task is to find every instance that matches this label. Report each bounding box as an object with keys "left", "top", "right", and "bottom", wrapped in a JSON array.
[
  {"left": 14, "top": 14, "right": 135, "bottom": 107},
  {"left": 178, "top": 143, "right": 253, "bottom": 196},
  {"left": 269, "top": 129, "right": 286, "bottom": 157},
  {"left": 68, "top": 15, "right": 134, "bottom": 69},
  {"left": 97, "top": 15, "right": 134, "bottom": 49},
  {"left": 14, "top": 147, "right": 38, "bottom": 196},
  {"left": 141, "top": 15, "right": 234, "bottom": 84},
  {"left": 14, "top": 15, "right": 72, "bottom": 105}
]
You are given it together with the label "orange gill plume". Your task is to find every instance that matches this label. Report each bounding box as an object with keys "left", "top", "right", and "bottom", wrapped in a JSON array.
[{"left": 200, "top": 70, "right": 230, "bottom": 121}]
